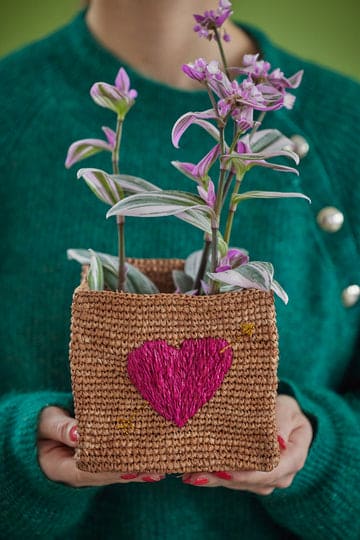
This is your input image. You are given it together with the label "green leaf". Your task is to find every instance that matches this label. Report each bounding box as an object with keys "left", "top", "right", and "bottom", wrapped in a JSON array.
[
  {"left": 172, "top": 270, "right": 194, "bottom": 293},
  {"left": 271, "top": 279, "right": 288, "bottom": 304},
  {"left": 124, "top": 263, "right": 159, "bottom": 294},
  {"left": 106, "top": 190, "right": 215, "bottom": 219},
  {"left": 208, "top": 261, "right": 288, "bottom": 303},
  {"left": 184, "top": 250, "right": 207, "bottom": 281},
  {"left": 67, "top": 248, "right": 159, "bottom": 294},
  {"left": 251, "top": 129, "right": 288, "bottom": 153},
  {"left": 87, "top": 249, "right": 104, "bottom": 291},
  {"left": 77, "top": 168, "right": 124, "bottom": 205},
  {"left": 67, "top": 248, "right": 118, "bottom": 274},
  {"left": 232, "top": 190, "right": 311, "bottom": 205},
  {"left": 111, "top": 174, "right": 162, "bottom": 194},
  {"left": 103, "top": 268, "right": 118, "bottom": 291}
]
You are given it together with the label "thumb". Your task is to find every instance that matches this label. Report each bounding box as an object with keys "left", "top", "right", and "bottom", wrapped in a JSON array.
[
  {"left": 38, "top": 406, "right": 79, "bottom": 448},
  {"left": 276, "top": 394, "right": 300, "bottom": 450}
]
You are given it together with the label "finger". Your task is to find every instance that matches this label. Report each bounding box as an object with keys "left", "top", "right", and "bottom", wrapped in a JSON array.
[
  {"left": 39, "top": 441, "right": 165, "bottom": 487},
  {"left": 229, "top": 419, "right": 312, "bottom": 489},
  {"left": 38, "top": 406, "right": 79, "bottom": 448},
  {"left": 182, "top": 473, "right": 214, "bottom": 487},
  {"left": 276, "top": 394, "right": 300, "bottom": 447}
]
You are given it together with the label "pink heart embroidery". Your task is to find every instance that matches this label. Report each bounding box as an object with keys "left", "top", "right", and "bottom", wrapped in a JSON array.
[{"left": 127, "top": 337, "right": 233, "bottom": 427}]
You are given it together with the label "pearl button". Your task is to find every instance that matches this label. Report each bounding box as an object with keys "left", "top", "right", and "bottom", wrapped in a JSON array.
[
  {"left": 290, "top": 134, "right": 310, "bottom": 159},
  {"left": 341, "top": 285, "right": 360, "bottom": 307},
  {"left": 317, "top": 206, "right": 344, "bottom": 233}
]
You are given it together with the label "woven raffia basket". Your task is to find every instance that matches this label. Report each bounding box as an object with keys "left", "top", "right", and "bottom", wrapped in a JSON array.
[{"left": 69, "top": 258, "right": 280, "bottom": 473}]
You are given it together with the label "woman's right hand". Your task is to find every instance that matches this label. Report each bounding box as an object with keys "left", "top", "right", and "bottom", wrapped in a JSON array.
[{"left": 37, "top": 406, "right": 165, "bottom": 487}]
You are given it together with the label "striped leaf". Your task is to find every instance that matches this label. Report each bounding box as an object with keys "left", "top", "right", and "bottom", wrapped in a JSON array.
[
  {"left": 67, "top": 248, "right": 158, "bottom": 293},
  {"left": 111, "top": 174, "right": 161, "bottom": 194},
  {"left": 67, "top": 248, "right": 118, "bottom": 274},
  {"left": 87, "top": 249, "right": 104, "bottom": 291},
  {"left": 107, "top": 191, "right": 215, "bottom": 219},
  {"left": 232, "top": 190, "right": 311, "bottom": 205},
  {"left": 125, "top": 264, "right": 159, "bottom": 294},
  {"left": 208, "top": 261, "right": 288, "bottom": 304},
  {"left": 77, "top": 168, "right": 124, "bottom": 205},
  {"left": 250, "top": 129, "right": 291, "bottom": 153},
  {"left": 65, "top": 139, "right": 112, "bottom": 169},
  {"left": 171, "top": 109, "right": 219, "bottom": 148},
  {"left": 172, "top": 270, "right": 194, "bottom": 293}
]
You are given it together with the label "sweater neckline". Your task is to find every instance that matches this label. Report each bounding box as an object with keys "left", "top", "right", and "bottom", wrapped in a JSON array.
[{"left": 65, "top": 10, "right": 281, "bottom": 100}]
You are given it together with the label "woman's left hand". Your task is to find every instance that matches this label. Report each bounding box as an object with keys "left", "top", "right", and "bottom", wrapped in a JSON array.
[{"left": 182, "top": 394, "right": 313, "bottom": 495}]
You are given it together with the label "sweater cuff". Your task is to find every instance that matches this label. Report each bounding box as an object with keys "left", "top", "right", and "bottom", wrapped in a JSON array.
[
  {"left": 2, "top": 391, "right": 99, "bottom": 537},
  {"left": 272, "top": 379, "right": 331, "bottom": 496},
  {"left": 260, "top": 379, "right": 351, "bottom": 538}
]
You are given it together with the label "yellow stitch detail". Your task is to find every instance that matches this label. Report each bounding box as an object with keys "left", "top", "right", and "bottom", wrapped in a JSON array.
[
  {"left": 240, "top": 322, "right": 255, "bottom": 337},
  {"left": 117, "top": 415, "right": 135, "bottom": 433},
  {"left": 220, "top": 344, "right": 232, "bottom": 354}
]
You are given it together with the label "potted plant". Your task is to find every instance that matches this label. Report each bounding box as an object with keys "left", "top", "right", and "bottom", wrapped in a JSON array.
[{"left": 65, "top": 0, "right": 309, "bottom": 474}]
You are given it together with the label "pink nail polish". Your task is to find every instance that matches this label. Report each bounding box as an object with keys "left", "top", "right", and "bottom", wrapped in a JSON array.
[
  {"left": 183, "top": 476, "right": 193, "bottom": 484},
  {"left": 69, "top": 425, "right": 79, "bottom": 442},
  {"left": 278, "top": 435, "right": 287, "bottom": 450},
  {"left": 120, "top": 473, "right": 138, "bottom": 480},
  {"left": 214, "top": 471, "right": 232, "bottom": 480},
  {"left": 192, "top": 477, "right": 209, "bottom": 486},
  {"left": 142, "top": 475, "right": 160, "bottom": 483}
]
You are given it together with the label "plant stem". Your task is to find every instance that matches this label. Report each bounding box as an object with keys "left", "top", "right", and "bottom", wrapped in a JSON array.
[
  {"left": 112, "top": 117, "right": 126, "bottom": 291},
  {"left": 193, "top": 234, "right": 212, "bottom": 293},
  {"left": 214, "top": 27, "right": 229, "bottom": 78},
  {"left": 250, "top": 111, "right": 266, "bottom": 138},
  {"left": 223, "top": 173, "right": 244, "bottom": 245},
  {"left": 112, "top": 118, "right": 123, "bottom": 174},
  {"left": 117, "top": 215, "right": 126, "bottom": 292},
  {"left": 209, "top": 221, "right": 220, "bottom": 294},
  {"left": 222, "top": 170, "right": 235, "bottom": 202}
]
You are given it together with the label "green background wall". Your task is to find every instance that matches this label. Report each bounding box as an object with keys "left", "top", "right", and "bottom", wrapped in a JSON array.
[{"left": 1, "top": 0, "right": 359, "bottom": 80}]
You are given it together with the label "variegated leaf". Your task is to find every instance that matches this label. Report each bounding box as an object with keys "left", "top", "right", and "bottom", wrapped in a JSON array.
[
  {"left": 87, "top": 249, "right": 104, "bottom": 291},
  {"left": 77, "top": 168, "right": 124, "bottom": 205},
  {"left": 172, "top": 270, "right": 194, "bottom": 293},
  {"left": 107, "top": 191, "right": 215, "bottom": 219},
  {"left": 232, "top": 190, "right": 311, "bottom": 205},
  {"left": 111, "top": 174, "right": 161, "bottom": 194},
  {"left": 67, "top": 248, "right": 159, "bottom": 293}
]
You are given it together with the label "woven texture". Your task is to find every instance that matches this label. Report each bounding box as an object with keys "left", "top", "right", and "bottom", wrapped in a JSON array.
[{"left": 70, "top": 258, "right": 280, "bottom": 473}]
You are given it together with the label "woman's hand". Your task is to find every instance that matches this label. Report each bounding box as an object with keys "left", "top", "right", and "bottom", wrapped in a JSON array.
[
  {"left": 37, "top": 406, "right": 165, "bottom": 487},
  {"left": 182, "top": 394, "right": 313, "bottom": 495}
]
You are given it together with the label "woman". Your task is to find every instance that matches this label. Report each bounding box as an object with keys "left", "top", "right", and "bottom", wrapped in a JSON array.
[{"left": 0, "top": 1, "right": 359, "bottom": 538}]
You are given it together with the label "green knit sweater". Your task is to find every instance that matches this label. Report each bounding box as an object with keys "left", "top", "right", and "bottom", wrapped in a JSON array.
[{"left": 0, "top": 11, "right": 359, "bottom": 540}]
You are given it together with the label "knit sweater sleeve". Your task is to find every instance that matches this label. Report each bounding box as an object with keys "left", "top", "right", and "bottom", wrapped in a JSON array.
[
  {"left": 0, "top": 391, "right": 100, "bottom": 539},
  {"left": 260, "top": 378, "right": 360, "bottom": 540}
]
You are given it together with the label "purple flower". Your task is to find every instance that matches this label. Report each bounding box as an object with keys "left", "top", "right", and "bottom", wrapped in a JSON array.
[
  {"left": 193, "top": 0, "right": 233, "bottom": 41},
  {"left": 90, "top": 67, "right": 137, "bottom": 118},
  {"left": 182, "top": 59, "right": 224, "bottom": 85},
  {"left": 172, "top": 144, "right": 220, "bottom": 182},
  {"left": 65, "top": 126, "right": 116, "bottom": 168},
  {"left": 182, "top": 58, "right": 208, "bottom": 82},
  {"left": 211, "top": 76, "right": 284, "bottom": 131},
  {"left": 216, "top": 248, "right": 249, "bottom": 272},
  {"left": 197, "top": 179, "right": 216, "bottom": 208},
  {"left": 237, "top": 54, "right": 303, "bottom": 110}
]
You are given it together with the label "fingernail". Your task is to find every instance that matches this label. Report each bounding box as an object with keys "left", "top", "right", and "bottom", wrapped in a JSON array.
[
  {"left": 192, "top": 477, "right": 209, "bottom": 486},
  {"left": 69, "top": 425, "right": 79, "bottom": 442},
  {"left": 142, "top": 475, "right": 161, "bottom": 483},
  {"left": 278, "top": 435, "right": 287, "bottom": 450},
  {"left": 182, "top": 476, "right": 192, "bottom": 484},
  {"left": 120, "top": 473, "right": 138, "bottom": 480},
  {"left": 213, "top": 471, "right": 232, "bottom": 480}
]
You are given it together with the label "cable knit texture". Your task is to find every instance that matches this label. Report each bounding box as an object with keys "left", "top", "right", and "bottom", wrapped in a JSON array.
[{"left": 0, "top": 11, "right": 359, "bottom": 540}]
